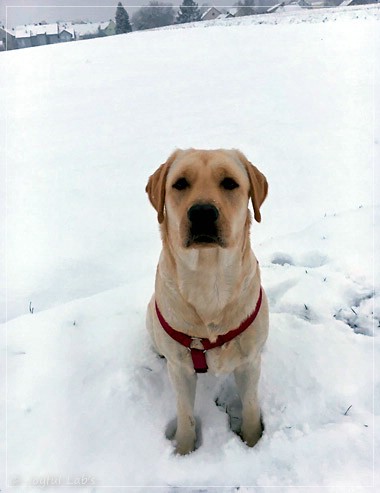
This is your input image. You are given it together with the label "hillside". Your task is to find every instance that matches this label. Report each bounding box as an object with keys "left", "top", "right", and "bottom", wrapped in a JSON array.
[{"left": 1, "top": 5, "right": 379, "bottom": 490}]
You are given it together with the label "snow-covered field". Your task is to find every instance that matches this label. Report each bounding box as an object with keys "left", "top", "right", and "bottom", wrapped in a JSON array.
[{"left": 1, "top": 5, "right": 379, "bottom": 490}]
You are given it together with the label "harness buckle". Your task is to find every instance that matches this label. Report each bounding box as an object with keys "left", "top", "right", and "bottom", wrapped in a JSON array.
[{"left": 189, "top": 337, "right": 204, "bottom": 350}]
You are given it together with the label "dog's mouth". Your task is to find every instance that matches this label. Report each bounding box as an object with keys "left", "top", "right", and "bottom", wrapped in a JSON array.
[
  {"left": 189, "top": 234, "right": 219, "bottom": 245},
  {"left": 193, "top": 234, "right": 218, "bottom": 244},
  {"left": 186, "top": 225, "right": 224, "bottom": 248}
]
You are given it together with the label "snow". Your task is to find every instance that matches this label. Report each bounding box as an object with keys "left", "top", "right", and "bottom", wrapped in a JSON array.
[
  {"left": 1, "top": 5, "right": 379, "bottom": 490},
  {"left": 157, "top": 3, "right": 380, "bottom": 29},
  {"left": 2, "top": 207, "right": 379, "bottom": 489}
]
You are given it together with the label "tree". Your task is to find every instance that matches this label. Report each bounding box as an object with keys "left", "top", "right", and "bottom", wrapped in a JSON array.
[
  {"left": 234, "top": 0, "right": 255, "bottom": 16},
  {"left": 115, "top": 2, "right": 132, "bottom": 34},
  {"left": 132, "top": 2, "right": 175, "bottom": 31},
  {"left": 176, "top": 0, "right": 201, "bottom": 24}
]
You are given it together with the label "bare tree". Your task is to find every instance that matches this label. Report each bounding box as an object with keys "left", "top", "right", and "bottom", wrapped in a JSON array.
[
  {"left": 132, "top": 2, "right": 175, "bottom": 30},
  {"left": 234, "top": 0, "right": 256, "bottom": 16}
]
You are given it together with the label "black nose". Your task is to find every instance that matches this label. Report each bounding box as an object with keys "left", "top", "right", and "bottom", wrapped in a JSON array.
[{"left": 188, "top": 203, "right": 219, "bottom": 224}]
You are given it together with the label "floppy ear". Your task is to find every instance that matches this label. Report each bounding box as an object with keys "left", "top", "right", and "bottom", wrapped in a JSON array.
[
  {"left": 236, "top": 150, "right": 268, "bottom": 223},
  {"left": 145, "top": 151, "right": 179, "bottom": 224}
]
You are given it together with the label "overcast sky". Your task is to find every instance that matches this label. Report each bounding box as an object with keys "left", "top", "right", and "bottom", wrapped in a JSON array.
[
  {"left": 2, "top": 1, "right": 127, "bottom": 28},
  {"left": 1, "top": 0, "right": 238, "bottom": 28}
]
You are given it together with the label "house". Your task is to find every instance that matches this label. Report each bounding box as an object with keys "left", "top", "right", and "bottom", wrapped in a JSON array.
[
  {"left": 227, "top": 6, "right": 253, "bottom": 16},
  {"left": 70, "top": 22, "right": 100, "bottom": 39},
  {"left": 309, "top": 1, "right": 325, "bottom": 7},
  {"left": 0, "top": 25, "right": 17, "bottom": 50},
  {"left": 14, "top": 23, "right": 62, "bottom": 48},
  {"left": 216, "top": 13, "right": 235, "bottom": 19},
  {"left": 37, "top": 23, "right": 60, "bottom": 45},
  {"left": 201, "top": 7, "right": 223, "bottom": 20},
  {"left": 59, "top": 28, "right": 75, "bottom": 42},
  {"left": 201, "top": 7, "right": 235, "bottom": 20},
  {"left": 266, "top": 0, "right": 311, "bottom": 12},
  {"left": 71, "top": 20, "right": 115, "bottom": 39},
  {"left": 15, "top": 27, "right": 33, "bottom": 48},
  {"left": 7, "top": 19, "right": 117, "bottom": 49},
  {"left": 101, "top": 19, "right": 116, "bottom": 36}
]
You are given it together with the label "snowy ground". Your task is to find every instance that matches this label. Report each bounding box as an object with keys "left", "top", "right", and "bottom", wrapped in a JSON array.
[
  {"left": 158, "top": 2, "right": 380, "bottom": 29},
  {"left": 1, "top": 5, "right": 379, "bottom": 491}
]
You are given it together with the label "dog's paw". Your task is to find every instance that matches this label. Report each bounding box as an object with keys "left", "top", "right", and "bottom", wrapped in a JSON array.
[
  {"left": 174, "top": 431, "right": 196, "bottom": 456},
  {"left": 241, "top": 421, "right": 263, "bottom": 447},
  {"left": 174, "top": 440, "right": 195, "bottom": 456}
]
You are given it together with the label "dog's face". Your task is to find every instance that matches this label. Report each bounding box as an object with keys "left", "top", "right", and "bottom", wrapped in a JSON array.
[
  {"left": 166, "top": 150, "right": 252, "bottom": 249},
  {"left": 146, "top": 149, "right": 268, "bottom": 250}
]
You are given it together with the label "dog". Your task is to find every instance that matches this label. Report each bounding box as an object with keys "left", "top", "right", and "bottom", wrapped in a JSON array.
[{"left": 145, "top": 148, "right": 269, "bottom": 455}]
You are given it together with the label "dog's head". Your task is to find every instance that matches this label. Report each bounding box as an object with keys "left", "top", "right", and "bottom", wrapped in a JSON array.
[{"left": 146, "top": 149, "right": 268, "bottom": 249}]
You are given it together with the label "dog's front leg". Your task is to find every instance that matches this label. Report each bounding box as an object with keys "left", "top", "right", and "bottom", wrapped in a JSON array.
[
  {"left": 167, "top": 362, "right": 197, "bottom": 455},
  {"left": 234, "top": 358, "right": 262, "bottom": 447}
]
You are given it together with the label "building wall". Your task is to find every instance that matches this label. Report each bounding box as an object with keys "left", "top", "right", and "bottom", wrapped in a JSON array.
[
  {"left": 16, "top": 37, "right": 32, "bottom": 49},
  {"left": 59, "top": 31, "right": 73, "bottom": 42},
  {"left": 103, "top": 20, "right": 116, "bottom": 36},
  {"left": 47, "top": 34, "right": 60, "bottom": 44},
  {"left": 0, "top": 27, "right": 17, "bottom": 50},
  {"left": 31, "top": 33, "right": 47, "bottom": 46}
]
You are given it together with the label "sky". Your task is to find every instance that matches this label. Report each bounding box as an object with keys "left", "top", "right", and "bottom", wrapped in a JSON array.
[
  {"left": 1, "top": 0, "right": 235, "bottom": 28},
  {"left": 2, "top": 1, "right": 127, "bottom": 28}
]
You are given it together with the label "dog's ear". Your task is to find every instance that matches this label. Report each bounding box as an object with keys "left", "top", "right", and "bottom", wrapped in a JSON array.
[
  {"left": 146, "top": 151, "right": 179, "bottom": 224},
  {"left": 236, "top": 150, "right": 268, "bottom": 223}
]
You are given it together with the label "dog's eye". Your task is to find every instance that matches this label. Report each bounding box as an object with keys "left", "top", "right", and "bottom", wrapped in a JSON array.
[
  {"left": 221, "top": 177, "right": 239, "bottom": 190},
  {"left": 172, "top": 178, "right": 190, "bottom": 190}
]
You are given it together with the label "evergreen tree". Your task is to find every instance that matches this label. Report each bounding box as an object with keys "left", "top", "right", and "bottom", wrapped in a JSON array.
[
  {"left": 115, "top": 2, "right": 132, "bottom": 34},
  {"left": 176, "top": 0, "right": 201, "bottom": 24}
]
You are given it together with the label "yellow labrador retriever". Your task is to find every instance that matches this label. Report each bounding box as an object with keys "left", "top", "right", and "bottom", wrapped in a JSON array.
[{"left": 146, "top": 148, "right": 269, "bottom": 455}]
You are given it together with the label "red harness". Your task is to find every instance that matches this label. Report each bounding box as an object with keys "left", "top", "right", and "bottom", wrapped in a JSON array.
[{"left": 155, "top": 287, "right": 263, "bottom": 373}]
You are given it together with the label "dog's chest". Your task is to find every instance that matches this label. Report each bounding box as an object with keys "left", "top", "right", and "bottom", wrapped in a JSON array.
[
  {"left": 177, "top": 263, "right": 241, "bottom": 326},
  {"left": 179, "top": 276, "right": 231, "bottom": 324}
]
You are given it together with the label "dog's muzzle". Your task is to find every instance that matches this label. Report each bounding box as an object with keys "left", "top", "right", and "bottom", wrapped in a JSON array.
[{"left": 186, "top": 203, "right": 221, "bottom": 246}]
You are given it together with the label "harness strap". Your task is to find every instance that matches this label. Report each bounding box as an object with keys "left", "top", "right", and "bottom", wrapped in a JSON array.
[{"left": 155, "top": 287, "right": 263, "bottom": 373}]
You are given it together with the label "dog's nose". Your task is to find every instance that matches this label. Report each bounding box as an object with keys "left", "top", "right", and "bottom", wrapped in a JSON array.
[{"left": 188, "top": 203, "right": 219, "bottom": 223}]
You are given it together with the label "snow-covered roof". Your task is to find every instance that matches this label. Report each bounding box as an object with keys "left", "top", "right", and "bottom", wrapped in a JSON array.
[
  {"left": 266, "top": 2, "right": 285, "bottom": 13},
  {"left": 15, "top": 23, "right": 59, "bottom": 38},
  {"left": 15, "top": 27, "right": 32, "bottom": 39},
  {"left": 70, "top": 21, "right": 110, "bottom": 36},
  {"left": 60, "top": 28, "right": 75, "bottom": 37},
  {"left": 217, "top": 13, "right": 234, "bottom": 19},
  {"left": 40, "top": 24, "right": 58, "bottom": 35},
  {"left": 58, "top": 23, "right": 74, "bottom": 35},
  {"left": 13, "top": 20, "right": 112, "bottom": 39},
  {"left": 267, "top": 0, "right": 314, "bottom": 12},
  {"left": 201, "top": 7, "right": 222, "bottom": 20},
  {"left": 285, "top": 4, "right": 306, "bottom": 10},
  {"left": 268, "top": 0, "right": 308, "bottom": 12},
  {"left": 0, "top": 26, "right": 16, "bottom": 36}
]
